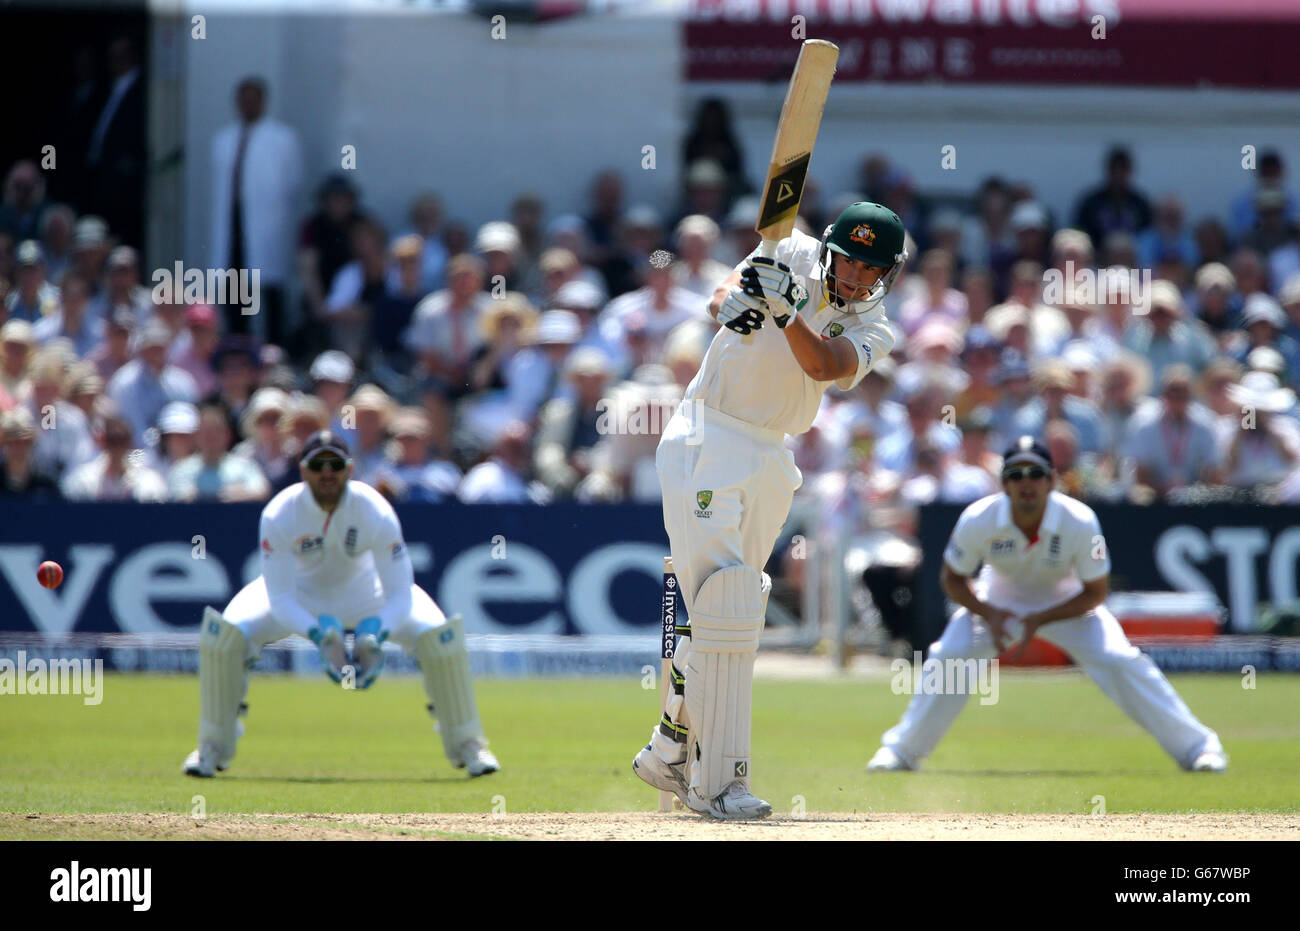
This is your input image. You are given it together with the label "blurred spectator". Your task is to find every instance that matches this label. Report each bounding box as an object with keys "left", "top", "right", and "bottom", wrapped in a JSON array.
[
  {"left": 167, "top": 304, "right": 221, "bottom": 397},
  {"left": 298, "top": 174, "right": 368, "bottom": 353},
  {"left": 371, "top": 233, "right": 428, "bottom": 369},
  {"left": 719, "top": 196, "right": 761, "bottom": 267},
  {"left": 369, "top": 406, "right": 461, "bottom": 503},
  {"left": 1122, "top": 280, "right": 1215, "bottom": 387},
  {"left": 1281, "top": 274, "right": 1300, "bottom": 345},
  {"left": 1061, "top": 342, "right": 1101, "bottom": 402},
  {"left": 475, "top": 221, "right": 523, "bottom": 292},
  {"left": 1045, "top": 295, "right": 1101, "bottom": 358},
  {"left": 1043, "top": 418, "right": 1096, "bottom": 501},
  {"left": 898, "top": 320, "right": 968, "bottom": 401},
  {"left": 85, "top": 36, "right": 145, "bottom": 247},
  {"left": 876, "top": 379, "right": 961, "bottom": 473},
  {"left": 280, "top": 392, "right": 330, "bottom": 462},
  {"left": 1014, "top": 359, "right": 1105, "bottom": 454},
  {"left": 680, "top": 160, "right": 730, "bottom": 226},
  {"left": 233, "top": 387, "right": 294, "bottom": 490},
  {"left": 91, "top": 246, "right": 151, "bottom": 325},
  {"left": 38, "top": 204, "right": 76, "bottom": 286},
  {"left": 1098, "top": 352, "right": 1154, "bottom": 459},
  {"left": 6, "top": 241, "right": 59, "bottom": 322},
  {"left": 400, "top": 192, "right": 449, "bottom": 293},
  {"left": 1123, "top": 365, "right": 1222, "bottom": 500},
  {"left": 1230, "top": 149, "right": 1296, "bottom": 241},
  {"left": 34, "top": 271, "right": 102, "bottom": 358},
  {"left": 466, "top": 293, "right": 536, "bottom": 399},
  {"left": 1189, "top": 262, "right": 1238, "bottom": 344},
  {"left": 211, "top": 75, "right": 303, "bottom": 342},
  {"left": 511, "top": 193, "right": 546, "bottom": 283},
  {"left": 69, "top": 216, "right": 110, "bottom": 293},
  {"left": 1233, "top": 294, "right": 1300, "bottom": 386},
  {"left": 1200, "top": 357, "right": 1244, "bottom": 418},
  {"left": 498, "top": 308, "right": 580, "bottom": 422},
  {"left": 308, "top": 350, "right": 354, "bottom": 435},
  {"left": 1270, "top": 223, "right": 1300, "bottom": 296},
  {"left": 899, "top": 435, "right": 997, "bottom": 505},
  {"left": 543, "top": 218, "right": 610, "bottom": 302},
  {"left": 88, "top": 309, "right": 135, "bottom": 382},
  {"left": 683, "top": 98, "right": 747, "bottom": 200},
  {"left": 951, "top": 325, "right": 1001, "bottom": 417},
  {"left": 1073, "top": 146, "right": 1151, "bottom": 247},
  {"left": 106, "top": 320, "right": 199, "bottom": 445},
  {"left": 584, "top": 170, "right": 625, "bottom": 267},
  {"left": 168, "top": 402, "right": 270, "bottom": 502},
  {"left": 323, "top": 218, "right": 389, "bottom": 361},
  {"left": 960, "top": 266, "right": 996, "bottom": 326},
  {"left": 1219, "top": 372, "right": 1300, "bottom": 493},
  {"left": 64, "top": 364, "right": 105, "bottom": 424},
  {"left": 62, "top": 414, "right": 167, "bottom": 502},
  {"left": 533, "top": 347, "right": 613, "bottom": 497},
  {"left": 1009, "top": 201, "right": 1051, "bottom": 267},
  {"left": 988, "top": 349, "right": 1034, "bottom": 446},
  {"left": 458, "top": 420, "right": 549, "bottom": 503},
  {"left": 1241, "top": 184, "right": 1294, "bottom": 257},
  {"left": 26, "top": 350, "right": 95, "bottom": 477},
  {"left": 956, "top": 407, "right": 1001, "bottom": 480},
  {"left": 1100, "top": 231, "right": 1139, "bottom": 270},
  {"left": 1193, "top": 216, "right": 1232, "bottom": 268},
  {"left": 209, "top": 335, "right": 262, "bottom": 425},
  {"left": 962, "top": 177, "right": 1016, "bottom": 287},
  {"left": 576, "top": 376, "right": 676, "bottom": 503},
  {"left": 0, "top": 407, "right": 61, "bottom": 499},
  {"left": 671, "top": 215, "right": 730, "bottom": 298},
  {"left": 146, "top": 401, "right": 199, "bottom": 483},
  {"left": 897, "top": 249, "right": 967, "bottom": 336},
  {"left": 1230, "top": 248, "right": 1269, "bottom": 305},
  {"left": 0, "top": 162, "right": 50, "bottom": 243},
  {"left": 1, "top": 320, "right": 36, "bottom": 406},
  {"left": 403, "top": 253, "right": 492, "bottom": 395},
  {"left": 598, "top": 259, "right": 698, "bottom": 375},
  {"left": 985, "top": 261, "right": 1068, "bottom": 358},
  {"left": 662, "top": 318, "right": 712, "bottom": 389},
  {"left": 346, "top": 384, "right": 397, "bottom": 483},
  {"left": 601, "top": 204, "right": 665, "bottom": 297},
  {"left": 1136, "top": 195, "right": 1197, "bottom": 270}
]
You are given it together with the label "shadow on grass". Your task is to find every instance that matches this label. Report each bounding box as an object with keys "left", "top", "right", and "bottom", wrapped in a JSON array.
[
  {"left": 921, "top": 769, "right": 1160, "bottom": 778},
  {"left": 221, "top": 775, "right": 471, "bottom": 785}
]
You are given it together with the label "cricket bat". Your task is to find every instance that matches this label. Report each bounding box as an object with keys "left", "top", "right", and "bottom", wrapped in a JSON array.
[
  {"left": 754, "top": 39, "right": 839, "bottom": 259},
  {"left": 659, "top": 556, "right": 679, "bottom": 812}
]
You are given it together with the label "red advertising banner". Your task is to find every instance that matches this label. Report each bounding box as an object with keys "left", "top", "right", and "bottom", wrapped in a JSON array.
[{"left": 683, "top": 1, "right": 1300, "bottom": 88}]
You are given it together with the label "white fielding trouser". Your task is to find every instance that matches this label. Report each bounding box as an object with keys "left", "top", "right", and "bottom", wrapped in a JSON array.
[
  {"left": 881, "top": 606, "right": 1224, "bottom": 769},
  {"left": 223, "top": 576, "right": 446, "bottom": 658}
]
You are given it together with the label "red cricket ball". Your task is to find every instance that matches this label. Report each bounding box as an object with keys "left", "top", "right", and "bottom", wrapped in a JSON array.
[{"left": 37, "top": 561, "right": 64, "bottom": 589}]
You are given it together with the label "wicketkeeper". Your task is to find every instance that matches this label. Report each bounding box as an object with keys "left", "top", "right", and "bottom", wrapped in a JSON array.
[{"left": 182, "top": 430, "right": 499, "bottom": 778}]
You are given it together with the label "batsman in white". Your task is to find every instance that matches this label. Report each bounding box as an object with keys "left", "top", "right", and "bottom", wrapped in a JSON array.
[
  {"left": 633, "top": 202, "right": 907, "bottom": 818},
  {"left": 182, "top": 430, "right": 499, "bottom": 778},
  {"left": 867, "top": 436, "right": 1228, "bottom": 774}
]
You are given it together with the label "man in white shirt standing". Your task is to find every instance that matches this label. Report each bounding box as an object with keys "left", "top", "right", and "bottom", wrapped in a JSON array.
[
  {"left": 182, "top": 431, "right": 499, "bottom": 779},
  {"left": 210, "top": 76, "right": 303, "bottom": 346},
  {"left": 866, "top": 436, "right": 1227, "bottom": 774}
]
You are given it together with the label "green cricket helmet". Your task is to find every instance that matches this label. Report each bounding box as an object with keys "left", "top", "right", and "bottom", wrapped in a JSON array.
[{"left": 820, "top": 202, "right": 909, "bottom": 310}]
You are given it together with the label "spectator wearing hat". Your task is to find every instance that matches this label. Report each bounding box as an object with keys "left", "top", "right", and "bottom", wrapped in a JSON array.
[
  {"left": 308, "top": 350, "right": 354, "bottom": 436},
  {"left": 62, "top": 413, "right": 167, "bottom": 502},
  {"left": 671, "top": 215, "right": 731, "bottom": 299},
  {"left": 475, "top": 221, "right": 523, "bottom": 293},
  {"left": 345, "top": 384, "right": 398, "bottom": 484},
  {"left": 1188, "top": 262, "right": 1239, "bottom": 345},
  {"left": 87, "top": 308, "right": 135, "bottom": 383},
  {"left": 368, "top": 406, "right": 461, "bottom": 504},
  {"left": 33, "top": 271, "right": 103, "bottom": 359},
  {"left": 1230, "top": 150, "right": 1297, "bottom": 241},
  {"left": 897, "top": 249, "right": 968, "bottom": 338},
  {"left": 1013, "top": 359, "right": 1105, "bottom": 454},
  {"left": 106, "top": 320, "right": 199, "bottom": 445},
  {"left": 1073, "top": 146, "right": 1152, "bottom": 248},
  {"left": 458, "top": 420, "right": 549, "bottom": 504},
  {"left": 1219, "top": 372, "right": 1300, "bottom": 494},
  {"left": 597, "top": 256, "right": 697, "bottom": 376},
  {"left": 503, "top": 307, "right": 582, "bottom": 421},
  {"left": 466, "top": 293, "right": 538, "bottom": 395},
  {"left": 0, "top": 320, "right": 37, "bottom": 407},
  {"left": 1233, "top": 294, "right": 1300, "bottom": 387},
  {"left": 298, "top": 174, "right": 370, "bottom": 351},
  {"left": 89, "top": 246, "right": 151, "bottom": 327},
  {"left": 232, "top": 387, "right": 294, "bottom": 490},
  {"left": 403, "top": 253, "right": 493, "bottom": 396},
  {"left": 166, "top": 304, "right": 222, "bottom": 397},
  {"left": 168, "top": 401, "right": 270, "bottom": 502},
  {"left": 146, "top": 401, "right": 200, "bottom": 482},
  {"left": 68, "top": 216, "right": 110, "bottom": 291},
  {"left": 528, "top": 247, "right": 581, "bottom": 313},
  {"left": 1123, "top": 364, "right": 1222, "bottom": 501},
  {"left": 208, "top": 334, "right": 262, "bottom": 426},
  {"left": 6, "top": 240, "right": 60, "bottom": 323},
  {"left": 63, "top": 363, "right": 105, "bottom": 424},
  {"left": 1060, "top": 342, "right": 1101, "bottom": 403},
  {"left": 533, "top": 346, "right": 614, "bottom": 497},
  {"left": 210, "top": 76, "right": 302, "bottom": 342},
  {"left": 0, "top": 407, "right": 61, "bottom": 499},
  {"left": 1007, "top": 200, "right": 1051, "bottom": 268},
  {"left": 1123, "top": 279, "right": 1216, "bottom": 388},
  {"left": 25, "top": 349, "right": 95, "bottom": 478}
]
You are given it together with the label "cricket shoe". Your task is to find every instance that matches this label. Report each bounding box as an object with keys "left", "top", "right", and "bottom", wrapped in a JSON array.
[
  {"left": 454, "top": 738, "right": 500, "bottom": 777},
  {"left": 1189, "top": 750, "right": 1228, "bottom": 773},
  {"left": 866, "top": 746, "right": 915, "bottom": 772},
  {"left": 632, "top": 743, "right": 688, "bottom": 803},
  {"left": 182, "top": 716, "right": 245, "bottom": 777},
  {"left": 686, "top": 781, "right": 773, "bottom": 821}
]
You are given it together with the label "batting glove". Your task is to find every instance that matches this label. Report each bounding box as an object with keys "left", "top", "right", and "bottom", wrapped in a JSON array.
[
  {"left": 743, "top": 257, "right": 807, "bottom": 328},
  {"left": 716, "top": 286, "right": 769, "bottom": 335}
]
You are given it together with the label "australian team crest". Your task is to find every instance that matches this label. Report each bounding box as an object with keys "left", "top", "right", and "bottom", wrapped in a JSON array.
[
  {"left": 824, "top": 321, "right": 844, "bottom": 338},
  {"left": 850, "top": 223, "right": 876, "bottom": 246},
  {"left": 695, "top": 490, "right": 713, "bottom": 518}
]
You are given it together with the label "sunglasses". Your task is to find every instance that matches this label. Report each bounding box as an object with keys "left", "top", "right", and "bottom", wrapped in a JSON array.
[
  {"left": 1002, "top": 467, "right": 1048, "bottom": 482},
  {"left": 304, "top": 457, "right": 349, "bottom": 473}
]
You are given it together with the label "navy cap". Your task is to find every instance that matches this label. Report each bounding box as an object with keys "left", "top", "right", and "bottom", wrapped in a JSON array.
[
  {"left": 300, "top": 429, "right": 351, "bottom": 463},
  {"left": 1001, "top": 435, "right": 1053, "bottom": 471}
]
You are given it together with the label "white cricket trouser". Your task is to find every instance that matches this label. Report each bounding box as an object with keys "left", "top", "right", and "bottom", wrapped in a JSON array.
[
  {"left": 657, "top": 403, "right": 801, "bottom": 613},
  {"left": 881, "top": 606, "right": 1224, "bottom": 769},
  {"left": 223, "top": 576, "right": 446, "bottom": 658}
]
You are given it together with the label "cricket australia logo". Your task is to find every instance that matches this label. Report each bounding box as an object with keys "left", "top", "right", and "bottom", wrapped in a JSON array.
[
  {"left": 695, "top": 489, "right": 713, "bottom": 519},
  {"left": 823, "top": 321, "right": 844, "bottom": 338},
  {"left": 849, "top": 223, "right": 875, "bottom": 246}
]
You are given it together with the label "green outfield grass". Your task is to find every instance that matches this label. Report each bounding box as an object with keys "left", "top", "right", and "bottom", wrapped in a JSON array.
[{"left": 1, "top": 671, "right": 1297, "bottom": 829}]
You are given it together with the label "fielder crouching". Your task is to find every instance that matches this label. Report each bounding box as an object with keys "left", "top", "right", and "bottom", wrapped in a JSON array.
[{"left": 182, "top": 430, "right": 499, "bottom": 778}]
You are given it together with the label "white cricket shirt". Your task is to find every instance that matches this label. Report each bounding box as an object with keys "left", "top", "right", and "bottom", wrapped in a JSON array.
[
  {"left": 258, "top": 480, "right": 414, "bottom": 631},
  {"left": 685, "top": 229, "right": 896, "bottom": 437},
  {"left": 942, "top": 490, "right": 1111, "bottom": 614}
]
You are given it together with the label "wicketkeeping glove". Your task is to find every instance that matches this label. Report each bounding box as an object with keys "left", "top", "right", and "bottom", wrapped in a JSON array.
[
  {"left": 743, "top": 256, "right": 807, "bottom": 328},
  {"left": 716, "top": 285, "right": 769, "bottom": 335}
]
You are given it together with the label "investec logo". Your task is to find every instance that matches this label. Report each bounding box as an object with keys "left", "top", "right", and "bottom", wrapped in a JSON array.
[
  {"left": 662, "top": 574, "right": 677, "bottom": 659},
  {"left": 49, "top": 861, "right": 151, "bottom": 911},
  {"left": 151, "top": 261, "right": 261, "bottom": 316}
]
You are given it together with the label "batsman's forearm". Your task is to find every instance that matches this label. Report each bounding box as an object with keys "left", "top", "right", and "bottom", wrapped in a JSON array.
[{"left": 782, "top": 314, "right": 836, "bottom": 380}]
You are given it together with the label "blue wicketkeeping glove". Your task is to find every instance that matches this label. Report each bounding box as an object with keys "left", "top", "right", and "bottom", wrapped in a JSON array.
[
  {"left": 308, "top": 615, "right": 348, "bottom": 684},
  {"left": 351, "top": 616, "right": 389, "bottom": 690}
]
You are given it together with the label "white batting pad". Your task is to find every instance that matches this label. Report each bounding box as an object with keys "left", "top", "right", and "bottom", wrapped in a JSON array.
[
  {"left": 685, "top": 565, "right": 765, "bottom": 799},
  {"left": 414, "top": 614, "right": 485, "bottom": 759},
  {"left": 198, "top": 607, "right": 249, "bottom": 761}
]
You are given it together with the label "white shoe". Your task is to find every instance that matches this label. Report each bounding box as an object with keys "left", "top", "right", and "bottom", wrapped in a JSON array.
[
  {"left": 632, "top": 743, "right": 688, "bottom": 803},
  {"left": 686, "top": 781, "right": 773, "bottom": 820},
  {"left": 456, "top": 738, "right": 500, "bottom": 777},
  {"left": 1189, "top": 750, "right": 1228, "bottom": 773},
  {"left": 182, "top": 744, "right": 226, "bottom": 778},
  {"left": 866, "top": 746, "right": 914, "bottom": 772}
]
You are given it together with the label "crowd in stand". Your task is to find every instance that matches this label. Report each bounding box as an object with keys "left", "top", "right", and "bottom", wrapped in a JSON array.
[{"left": 2, "top": 100, "right": 1300, "bottom": 515}]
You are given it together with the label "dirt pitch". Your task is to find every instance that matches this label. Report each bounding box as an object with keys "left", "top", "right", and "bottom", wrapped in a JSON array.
[{"left": 5, "top": 811, "right": 1297, "bottom": 841}]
